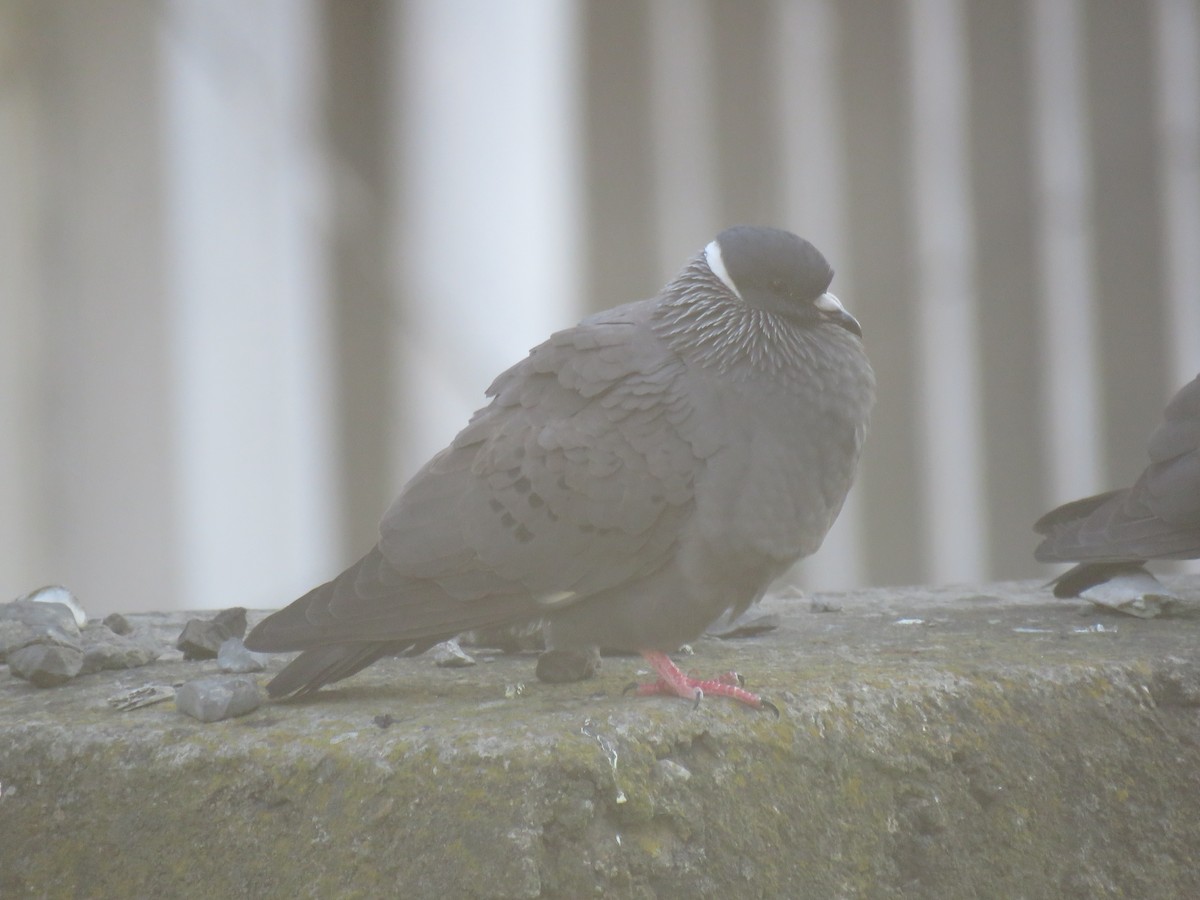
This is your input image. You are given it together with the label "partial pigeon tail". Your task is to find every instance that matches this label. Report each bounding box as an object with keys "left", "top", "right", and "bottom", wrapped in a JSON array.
[
  {"left": 244, "top": 546, "right": 522, "bottom": 698},
  {"left": 1046, "top": 561, "right": 1151, "bottom": 598},
  {"left": 260, "top": 641, "right": 419, "bottom": 699}
]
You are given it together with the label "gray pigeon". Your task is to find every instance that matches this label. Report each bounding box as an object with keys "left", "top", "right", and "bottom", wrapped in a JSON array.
[
  {"left": 1034, "top": 373, "right": 1200, "bottom": 596},
  {"left": 245, "top": 225, "right": 875, "bottom": 705}
]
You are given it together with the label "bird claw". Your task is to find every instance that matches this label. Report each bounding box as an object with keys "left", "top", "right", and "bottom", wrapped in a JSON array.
[
  {"left": 715, "top": 671, "right": 746, "bottom": 688},
  {"left": 626, "top": 651, "right": 777, "bottom": 712}
]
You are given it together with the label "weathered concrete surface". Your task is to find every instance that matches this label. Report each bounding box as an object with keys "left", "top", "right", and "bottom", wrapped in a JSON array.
[{"left": 4, "top": 579, "right": 1200, "bottom": 899}]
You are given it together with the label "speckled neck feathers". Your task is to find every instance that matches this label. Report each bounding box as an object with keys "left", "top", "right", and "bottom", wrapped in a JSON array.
[{"left": 652, "top": 253, "right": 846, "bottom": 382}]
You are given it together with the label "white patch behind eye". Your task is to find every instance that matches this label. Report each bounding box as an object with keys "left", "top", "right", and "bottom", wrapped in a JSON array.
[
  {"left": 815, "top": 292, "right": 847, "bottom": 314},
  {"left": 704, "top": 240, "right": 743, "bottom": 300}
]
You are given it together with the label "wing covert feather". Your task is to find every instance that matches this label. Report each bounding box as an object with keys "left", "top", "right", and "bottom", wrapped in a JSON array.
[{"left": 378, "top": 301, "right": 702, "bottom": 605}]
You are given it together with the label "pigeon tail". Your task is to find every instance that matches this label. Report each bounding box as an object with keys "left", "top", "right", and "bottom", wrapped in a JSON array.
[{"left": 263, "top": 640, "right": 433, "bottom": 699}]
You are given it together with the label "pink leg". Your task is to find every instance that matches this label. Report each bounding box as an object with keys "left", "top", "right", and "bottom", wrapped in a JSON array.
[{"left": 627, "top": 651, "right": 777, "bottom": 714}]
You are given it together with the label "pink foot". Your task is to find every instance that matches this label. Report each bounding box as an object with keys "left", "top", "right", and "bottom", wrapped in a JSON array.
[{"left": 626, "top": 651, "right": 778, "bottom": 714}]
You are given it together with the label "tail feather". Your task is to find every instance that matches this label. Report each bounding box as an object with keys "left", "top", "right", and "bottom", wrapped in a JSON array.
[
  {"left": 248, "top": 545, "right": 543, "bottom": 698},
  {"left": 1047, "top": 562, "right": 1149, "bottom": 598},
  {"left": 245, "top": 546, "right": 538, "bottom": 653},
  {"left": 264, "top": 640, "right": 436, "bottom": 699}
]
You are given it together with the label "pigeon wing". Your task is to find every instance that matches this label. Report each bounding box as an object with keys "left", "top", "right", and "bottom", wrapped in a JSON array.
[
  {"left": 1035, "top": 374, "right": 1200, "bottom": 562},
  {"left": 248, "top": 300, "right": 701, "bottom": 650}
]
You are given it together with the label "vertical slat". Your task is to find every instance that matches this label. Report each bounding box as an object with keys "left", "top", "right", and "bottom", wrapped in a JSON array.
[
  {"left": 1086, "top": 3, "right": 1169, "bottom": 476},
  {"left": 34, "top": 1, "right": 179, "bottom": 614},
  {"left": 162, "top": 0, "right": 337, "bottom": 608},
  {"left": 0, "top": 1, "right": 49, "bottom": 599},
  {"left": 321, "top": 0, "right": 397, "bottom": 555},
  {"left": 1028, "top": 0, "right": 1102, "bottom": 505},
  {"left": 1152, "top": 0, "right": 1200, "bottom": 388},
  {"left": 907, "top": 0, "right": 988, "bottom": 582},
  {"left": 965, "top": 0, "right": 1045, "bottom": 578},
  {"left": 838, "top": 0, "right": 925, "bottom": 587},
  {"left": 771, "top": 0, "right": 865, "bottom": 589},
  {"left": 710, "top": 0, "right": 782, "bottom": 226},
  {"left": 580, "top": 2, "right": 657, "bottom": 315},
  {"left": 647, "top": 0, "right": 719, "bottom": 278},
  {"left": 393, "top": 0, "right": 582, "bottom": 475}
]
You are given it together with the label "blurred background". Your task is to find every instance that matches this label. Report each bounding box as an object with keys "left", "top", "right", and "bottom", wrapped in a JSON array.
[{"left": 2, "top": 0, "right": 1198, "bottom": 616}]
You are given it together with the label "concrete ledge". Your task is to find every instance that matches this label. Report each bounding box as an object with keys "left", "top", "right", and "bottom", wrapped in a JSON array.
[{"left": 3, "top": 579, "right": 1200, "bottom": 898}]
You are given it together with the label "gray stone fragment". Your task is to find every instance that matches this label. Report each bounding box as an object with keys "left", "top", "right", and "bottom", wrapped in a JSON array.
[
  {"left": 1, "top": 599, "right": 83, "bottom": 642},
  {"left": 535, "top": 647, "right": 600, "bottom": 683},
  {"left": 175, "top": 676, "right": 262, "bottom": 723},
  {"left": 217, "top": 637, "right": 267, "bottom": 673},
  {"left": 809, "top": 597, "right": 843, "bottom": 613},
  {"left": 431, "top": 639, "right": 476, "bottom": 668},
  {"left": 6, "top": 619, "right": 86, "bottom": 686},
  {"left": 656, "top": 758, "right": 693, "bottom": 783},
  {"left": 176, "top": 607, "right": 248, "bottom": 660},
  {"left": 79, "top": 624, "right": 162, "bottom": 675},
  {"left": 14, "top": 584, "right": 87, "bottom": 627},
  {"left": 0, "top": 620, "right": 35, "bottom": 662},
  {"left": 8, "top": 640, "right": 85, "bottom": 687},
  {"left": 102, "top": 612, "right": 133, "bottom": 635}
]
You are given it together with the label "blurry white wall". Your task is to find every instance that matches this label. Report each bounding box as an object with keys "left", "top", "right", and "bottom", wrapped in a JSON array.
[
  {"left": 391, "top": 0, "right": 581, "bottom": 476},
  {"left": 1, "top": 0, "right": 1198, "bottom": 617},
  {"left": 161, "top": 0, "right": 339, "bottom": 612}
]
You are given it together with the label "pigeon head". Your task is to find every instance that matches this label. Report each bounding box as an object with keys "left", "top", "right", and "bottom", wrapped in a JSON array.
[{"left": 704, "top": 225, "right": 862, "bottom": 337}]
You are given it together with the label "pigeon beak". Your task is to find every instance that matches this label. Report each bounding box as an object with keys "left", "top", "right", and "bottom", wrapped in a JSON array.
[{"left": 815, "top": 292, "right": 862, "bottom": 338}]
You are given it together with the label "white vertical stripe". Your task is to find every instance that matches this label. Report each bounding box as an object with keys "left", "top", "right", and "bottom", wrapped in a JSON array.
[
  {"left": 1152, "top": 0, "right": 1200, "bottom": 388},
  {"left": 907, "top": 0, "right": 988, "bottom": 582},
  {"left": 773, "top": 0, "right": 865, "bottom": 589},
  {"left": 162, "top": 0, "right": 337, "bottom": 608},
  {"left": 648, "top": 0, "right": 719, "bottom": 277},
  {"left": 1029, "top": 0, "right": 1103, "bottom": 503},
  {"left": 394, "top": 0, "right": 582, "bottom": 482}
]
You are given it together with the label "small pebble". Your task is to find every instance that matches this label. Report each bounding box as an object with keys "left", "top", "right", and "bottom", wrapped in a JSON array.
[
  {"left": 15, "top": 585, "right": 87, "bottom": 627},
  {"left": 176, "top": 607, "right": 248, "bottom": 660},
  {"left": 432, "top": 639, "right": 477, "bottom": 668},
  {"left": 809, "top": 598, "right": 843, "bottom": 613},
  {"left": 217, "top": 637, "right": 268, "bottom": 673},
  {"left": 102, "top": 612, "right": 133, "bottom": 636},
  {"left": 535, "top": 647, "right": 600, "bottom": 683},
  {"left": 79, "top": 624, "right": 161, "bottom": 675},
  {"left": 175, "top": 676, "right": 262, "bottom": 723},
  {"left": 1, "top": 599, "right": 82, "bottom": 642},
  {"left": 8, "top": 641, "right": 85, "bottom": 687},
  {"left": 4, "top": 614, "right": 85, "bottom": 686},
  {"left": 656, "top": 759, "right": 693, "bottom": 783}
]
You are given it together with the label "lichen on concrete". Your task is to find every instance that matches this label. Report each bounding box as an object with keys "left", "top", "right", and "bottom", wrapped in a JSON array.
[{"left": 3, "top": 579, "right": 1200, "bottom": 897}]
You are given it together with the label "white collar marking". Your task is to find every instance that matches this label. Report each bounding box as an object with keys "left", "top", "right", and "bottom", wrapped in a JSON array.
[{"left": 704, "top": 240, "right": 742, "bottom": 300}]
